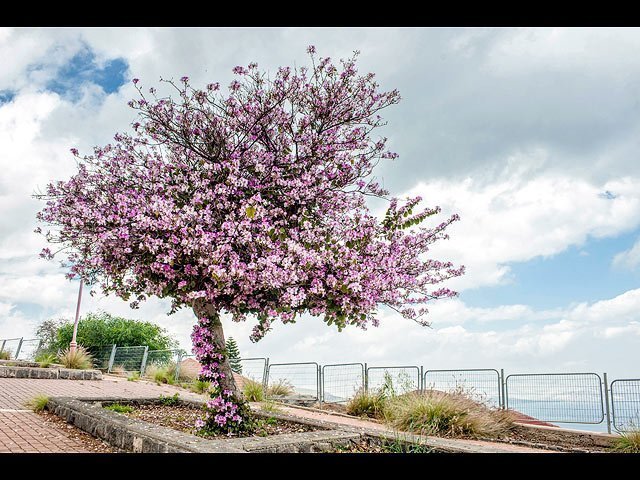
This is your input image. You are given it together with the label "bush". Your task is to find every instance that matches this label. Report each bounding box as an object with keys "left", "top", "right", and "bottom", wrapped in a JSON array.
[
  {"left": 614, "top": 429, "right": 640, "bottom": 453},
  {"left": 27, "top": 394, "right": 49, "bottom": 412},
  {"left": 266, "top": 379, "right": 294, "bottom": 397},
  {"left": 45, "top": 311, "right": 178, "bottom": 353},
  {"left": 58, "top": 346, "right": 93, "bottom": 370},
  {"left": 0, "top": 350, "right": 10, "bottom": 360},
  {"left": 382, "top": 390, "right": 515, "bottom": 438},
  {"left": 243, "top": 379, "right": 265, "bottom": 402},
  {"left": 158, "top": 393, "right": 180, "bottom": 406},
  {"left": 346, "top": 389, "right": 387, "bottom": 419}
]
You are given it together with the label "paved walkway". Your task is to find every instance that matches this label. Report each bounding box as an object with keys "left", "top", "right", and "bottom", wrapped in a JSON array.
[
  {"left": 0, "top": 376, "right": 203, "bottom": 453},
  {"left": 0, "top": 377, "right": 552, "bottom": 453}
]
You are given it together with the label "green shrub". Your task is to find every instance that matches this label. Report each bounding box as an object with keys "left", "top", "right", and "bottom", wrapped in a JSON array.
[
  {"left": 45, "top": 311, "right": 178, "bottom": 353},
  {"left": 0, "top": 350, "right": 10, "bottom": 360},
  {"left": 104, "top": 403, "right": 134, "bottom": 414},
  {"left": 266, "top": 379, "right": 294, "bottom": 397},
  {"left": 614, "top": 429, "right": 640, "bottom": 453},
  {"left": 58, "top": 346, "right": 93, "bottom": 370},
  {"left": 27, "top": 394, "right": 49, "bottom": 412},
  {"left": 346, "top": 389, "right": 387, "bottom": 419},
  {"left": 243, "top": 379, "right": 265, "bottom": 402},
  {"left": 158, "top": 393, "right": 181, "bottom": 406},
  {"left": 382, "top": 390, "right": 515, "bottom": 438},
  {"left": 127, "top": 372, "right": 141, "bottom": 382},
  {"left": 190, "top": 379, "right": 210, "bottom": 394},
  {"left": 35, "top": 352, "right": 57, "bottom": 368}
]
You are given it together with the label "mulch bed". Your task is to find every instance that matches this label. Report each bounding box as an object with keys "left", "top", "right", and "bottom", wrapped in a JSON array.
[
  {"left": 39, "top": 410, "right": 122, "bottom": 453},
  {"left": 125, "top": 404, "right": 319, "bottom": 438}
]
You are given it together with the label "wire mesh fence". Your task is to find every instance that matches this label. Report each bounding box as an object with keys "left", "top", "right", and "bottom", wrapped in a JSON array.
[
  {"left": 610, "top": 379, "right": 640, "bottom": 432},
  {"left": 366, "top": 366, "right": 420, "bottom": 395},
  {"left": 506, "top": 373, "right": 605, "bottom": 424},
  {"left": 15, "top": 339, "right": 42, "bottom": 361},
  {"left": 110, "top": 345, "right": 147, "bottom": 373},
  {"left": 0, "top": 338, "right": 21, "bottom": 359},
  {"left": 85, "top": 344, "right": 115, "bottom": 370},
  {"left": 321, "top": 363, "right": 364, "bottom": 403},
  {"left": 424, "top": 369, "right": 501, "bottom": 408},
  {"left": 238, "top": 358, "right": 268, "bottom": 385},
  {"left": 266, "top": 362, "right": 319, "bottom": 401}
]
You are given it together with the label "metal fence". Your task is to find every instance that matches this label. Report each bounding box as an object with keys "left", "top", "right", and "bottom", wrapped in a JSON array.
[
  {"left": 15, "top": 339, "right": 42, "bottom": 361},
  {"left": 85, "top": 344, "right": 116, "bottom": 370},
  {"left": 611, "top": 379, "right": 640, "bottom": 432},
  {"left": 366, "top": 366, "right": 421, "bottom": 396},
  {"left": 0, "top": 338, "right": 22, "bottom": 359},
  {"left": 266, "top": 362, "right": 319, "bottom": 401},
  {"left": 239, "top": 357, "right": 268, "bottom": 386},
  {"left": 110, "top": 345, "right": 148, "bottom": 373},
  {"left": 505, "top": 373, "right": 605, "bottom": 424},
  {"left": 321, "top": 363, "right": 364, "bottom": 403},
  {"left": 424, "top": 369, "right": 501, "bottom": 408}
]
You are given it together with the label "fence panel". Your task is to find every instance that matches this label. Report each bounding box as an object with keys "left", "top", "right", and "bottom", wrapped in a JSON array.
[
  {"left": 0, "top": 338, "right": 21, "bottom": 359},
  {"left": 611, "top": 379, "right": 640, "bottom": 432},
  {"left": 238, "top": 358, "right": 267, "bottom": 384},
  {"left": 366, "top": 366, "right": 420, "bottom": 395},
  {"left": 267, "top": 362, "right": 319, "bottom": 401},
  {"left": 15, "top": 339, "right": 41, "bottom": 361},
  {"left": 111, "top": 346, "right": 147, "bottom": 373},
  {"left": 506, "top": 373, "right": 605, "bottom": 424},
  {"left": 322, "top": 363, "right": 365, "bottom": 403},
  {"left": 424, "top": 369, "right": 501, "bottom": 408},
  {"left": 84, "top": 344, "right": 115, "bottom": 370}
]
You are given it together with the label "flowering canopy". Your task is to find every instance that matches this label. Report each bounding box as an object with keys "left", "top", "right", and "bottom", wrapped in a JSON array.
[{"left": 36, "top": 47, "right": 464, "bottom": 343}]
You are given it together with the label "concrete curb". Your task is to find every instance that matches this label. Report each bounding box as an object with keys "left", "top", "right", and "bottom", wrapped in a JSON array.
[{"left": 0, "top": 366, "right": 102, "bottom": 380}]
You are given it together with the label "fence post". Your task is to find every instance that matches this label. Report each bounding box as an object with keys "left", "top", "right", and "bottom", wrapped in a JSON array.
[
  {"left": 0, "top": 340, "right": 6, "bottom": 354},
  {"left": 174, "top": 351, "right": 183, "bottom": 383},
  {"left": 263, "top": 357, "right": 270, "bottom": 393},
  {"left": 14, "top": 338, "right": 23, "bottom": 359},
  {"left": 420, "top": 366, "right": 424, "bottom": 393},
  {"left": 107, "top": 344, "right": 117, "bottom": 373},
  {"left": 603, "top": 372, "right": 612, "bottom": 434},
  {"left": 318, "top": 365, "right": 322, "bottom": 406},
  {"left": 500, "top": 369, "right": 507, "bottom": 409},
  {"left": 364, "top": 362, "right": 368, "bottom": 394},
  {"left": 140, "top": 346, "right": 149, "bottom": 374}
]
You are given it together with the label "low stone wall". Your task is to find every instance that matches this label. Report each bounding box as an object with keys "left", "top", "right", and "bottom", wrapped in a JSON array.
[
  {"left": 47, "top": 397, "right": 361, "bottom": 453},
  {"left": 0, "top": 365, "right": 102, "bottom": 380}
]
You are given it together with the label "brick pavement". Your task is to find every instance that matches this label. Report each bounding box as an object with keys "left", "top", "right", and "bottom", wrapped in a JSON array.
[{"left": 0, "top": 376, "right": 204, "bottom": 453}]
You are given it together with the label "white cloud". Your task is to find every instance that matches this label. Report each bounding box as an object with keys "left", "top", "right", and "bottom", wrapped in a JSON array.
[{"left": 612, "top": 238, "right": 640, "bottom": 270}]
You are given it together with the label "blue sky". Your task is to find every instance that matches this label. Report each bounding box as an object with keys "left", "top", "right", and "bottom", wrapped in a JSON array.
[{"left": 1, "top": 27, "right": 639, "bottom": 384}]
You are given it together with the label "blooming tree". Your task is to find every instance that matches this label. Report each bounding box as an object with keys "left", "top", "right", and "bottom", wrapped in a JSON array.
[{"left": 36, "top": 47, "right": 464, "bottom": 434}]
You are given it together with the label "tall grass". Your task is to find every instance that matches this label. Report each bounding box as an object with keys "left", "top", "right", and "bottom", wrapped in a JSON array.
[
  {"left": 144, "top": 364, "right": 176, "bottom": 385},
  {"left": 0, "top": 350, "right": 11, "bottom": 360},
  {"left": 35, "top": 352, "right": 57, "bottom": 368},
  {"left": 266, "top": 379, "right": 294, "bottom": 397},
  {"left": 58, "top": 346, "right": 93, "bottom": 370},
  {"left": 243, "top": 379, "right": 265, "bottom": 401},
  {"left": 614, "top": 429, "right": 640, "bottom": 453},
  {"left": 27, "top": 394, "right": 49, "bottom": 413},
  {"left": 382, "top": 390, "right": 515, "bottom": 438},
  {"left": 346, "top": 389, "right": 387, "bottom": 419}
]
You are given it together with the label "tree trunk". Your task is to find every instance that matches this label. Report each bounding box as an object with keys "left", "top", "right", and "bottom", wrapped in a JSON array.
[{"left": 192, "top": 299, "right": 240, "bottom": 398}]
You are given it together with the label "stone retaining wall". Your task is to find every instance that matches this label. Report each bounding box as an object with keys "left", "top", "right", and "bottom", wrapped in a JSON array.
[{"left": 0, "top": 365, "right": 102, "bottom": 380}]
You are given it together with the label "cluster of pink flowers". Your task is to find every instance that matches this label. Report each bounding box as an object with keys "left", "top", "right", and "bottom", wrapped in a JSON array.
[{"left": 191, "top": 316, "right": 247, "bottom": 433}]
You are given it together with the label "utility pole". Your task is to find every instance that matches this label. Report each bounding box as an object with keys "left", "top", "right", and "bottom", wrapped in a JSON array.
[{"left": 69, "top": 280, "right": 83, "bottom": 354}]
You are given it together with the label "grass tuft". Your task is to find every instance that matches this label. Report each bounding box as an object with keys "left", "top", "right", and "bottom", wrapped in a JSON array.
[
  {"left": 58, "top": 346, "right": 93, "bottom": 370},
  {"left": 144, "top": 364, "right": 176, "bottom": 385},
  {"left": 35, "top": 352, "right": 57, "bottom": 368},
  {"left": 266, "top": 379, "right": 294, "bottom": 397},
  {"left": 127, "top": 372, "right": 140, "bottom": 382},
  {"left": 346, "top": 389, "right": 387, "bottom": 419},
  {"left": 104, "top": 403, "right": 134, "bottom": 414},
  {"left": 382, "top": 390, "right": 515, "bottom": 438},
  {"left": 260, "top": 400, "right": 283, "bottom": 414},
  {"left": 27, "top": 394, "right": 49, "bottom": 413},
  {"left": 243, "top": 379, "right": 265, "bottom": 402},
  {"left": 190, "top": 379, "right": 211, "bottom": 394},
  {"left": 614, "top": 429, "right": 640, "bottom": 453},
  {"left": 0, "top": 350, "right": 11, "bottom": 360},
  {"left": 158, "top": 393, "right": 181, "bottom": 406}
]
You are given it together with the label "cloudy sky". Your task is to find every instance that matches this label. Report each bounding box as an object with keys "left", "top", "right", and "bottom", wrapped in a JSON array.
[{"left": 1, "top": 27, "right": 639, "bottom": 379}]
